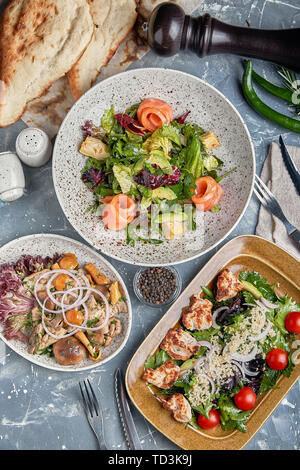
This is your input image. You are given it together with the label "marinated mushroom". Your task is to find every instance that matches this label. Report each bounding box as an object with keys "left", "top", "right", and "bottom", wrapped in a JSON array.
[
  {"left": 74, "top": 331, "right": 102, "bottom": 361},
  {"left": 103, "top": 317, "right": 122, "bottom": 347},
  {"left": 86, "top": 331, "right": 105, "bottom": 351},
  {"left": 92, "top": 284, "right": 110, "bottom": 301},
  {"left": 53, "top": 337, "right": 87, "bottom": 365},
  {"left": 108, "top": 317, "right": 122, "bottom": 338}
]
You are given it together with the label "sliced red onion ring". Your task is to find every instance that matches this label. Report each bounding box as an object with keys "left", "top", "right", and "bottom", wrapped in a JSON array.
[
  {"left": 231, "top": 344, "right": 258, "bottom": 362},
  {"left": 198, "top": 341, "right": 212, "bottom": 349},
  {"left": 222, "top": 343, "right": 230, "bottom": 356},
  {"left": 41, "top": 301, "right": 80, "bottom": 340},
  {"left": 292, "top": 340, "right": 300, "bottom": 349},
  {"left": 45, "top": 270, "right": 90, "bottom": 309},
  {"left": 231, "top": 360, "right": 246, "bottom": 379},
  {"left": 194, "top": 373, "right": 215, "bottom": 395},
  {"left": 261, "top": 297, "right": 278, "bottom": 310},
  {"left": 211, "top": 307, "right": 228, "bottom": 329},
  {"left": 255, "top": 299, "right": 268, "bottom": 311},
  {"left": 242, "top": 363, "right": 260, "bottom": 377},
  {"left": 61, "top": 287, "right": 110, "bottom": 331},
  {"left": 291, "top": 339, "right": 300, "bottom": 366},
  {"left": 249, "top": 320, "right": 272, "bottom": 342},
  {"left": 178, "top": 370, "right": 190, "bottom": 378},
  {"left": 243, "top": 303, "right": 257, "bottom": 307},
  {"left": 34, "top": 269, "right": 87, "bottom": 312},
  {"left": 291, "top": 349, "right": 300, "bottom": 365},
  {"left": 194, "top": 356, "right": 206, "bottom": 374},
  {"left": 60, "top": 299, "right": 89, "bottom": 331},
  {"left": 208, "top": 345, "right": 215, "bottom": 365}
]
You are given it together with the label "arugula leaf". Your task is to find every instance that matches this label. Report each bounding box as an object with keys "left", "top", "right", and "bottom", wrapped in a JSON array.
[
  {"left": 260, "top": 327, "right": 290, "bottom": 353},
  {"left": 239, "top": 271, "right": 277, "bottom": 302},
  {"left": 155, "top": 350, "right": 172, "bottom": 368},
  {"left": 182, "top": 172, "right": 196, "bottom": 200},
  {"left": 282, "top": 354, "right": 295, "bottom": 378},
  {"left": 218, "top": 394, "right": 251, "bottom": 433},
  {"left": 189, "top": 328, "right": 219, "bottom": 342},
  {"left": 215, "top": 167, "right": 237, "bottom": 183},
  {"left": 144, "top": 350, "right": 172, "bottom": 370},
  {"left": 259, "top": 367, "right": 280, "bottom": 393},
  {"left": 183, "top": 122, "right": 205, "bottom": 143},
  {"left": 192, "top": 401, "right": 214, "bottom": 420},
  {"left": 126, "top": 103, "right": 140, "bottom": 118},
  {"left": 173, "top": 372, "right": 194, "bottom": 394},
  {"left": 145, "top": 354, "right": 155, "bottom": 369}
]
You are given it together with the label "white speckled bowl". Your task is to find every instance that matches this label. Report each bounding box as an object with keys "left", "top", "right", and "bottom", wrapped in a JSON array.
[
  {"left": 53, "top": 68, "right": 255, "bottom": 266},
  {"left": 0, "top": 234, "right": 132, "bottom": 372}
]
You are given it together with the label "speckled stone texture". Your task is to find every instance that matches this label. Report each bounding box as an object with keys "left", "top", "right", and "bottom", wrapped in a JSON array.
[{"left": 0, "top": 0, "right": 299, "bottom": 451}]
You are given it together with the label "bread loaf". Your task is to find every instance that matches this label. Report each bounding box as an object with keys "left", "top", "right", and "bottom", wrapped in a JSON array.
[
  {"left": 68, "top": 0, "right": 137, "bottom": 101},
  {"left": 0, "top": 0, "right": 94, "bottom": 127}
]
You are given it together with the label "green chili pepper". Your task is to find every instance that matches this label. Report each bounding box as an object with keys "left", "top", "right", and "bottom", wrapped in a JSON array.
[
  {"left": 243, "top": 60, "right": 294, "bottom": 104},
  {"left": 242, "top": 60, "right": 300, "bottom": 134}
]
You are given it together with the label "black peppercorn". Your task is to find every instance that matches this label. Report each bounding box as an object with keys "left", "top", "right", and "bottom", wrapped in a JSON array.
[{"left": 136, "top": 267, "right": 178, "bottom": 305}]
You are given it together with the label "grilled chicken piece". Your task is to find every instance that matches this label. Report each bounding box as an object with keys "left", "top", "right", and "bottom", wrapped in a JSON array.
[
  {"left": 161, "top": 393, "right": 192, "bottom": 423},
  {"left": 216, "top": 269, "right": 244, "bottom": 302},
  {"left": 142, "top": 360, "right": 180, "bottom": 389},
  {"left": 160, "top": 328, "right": 200, "bottom": 361},
  {"left": 182, "top": 296, "right": 213, "bottom": 331}
]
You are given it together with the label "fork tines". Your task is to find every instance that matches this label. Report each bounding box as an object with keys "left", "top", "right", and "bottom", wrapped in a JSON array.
[
  {"left": 79, "top": 378, "right": 100, "bottom": 418},
  {"left": 254, "top": 174, "right": 274, "bottom": 207}
]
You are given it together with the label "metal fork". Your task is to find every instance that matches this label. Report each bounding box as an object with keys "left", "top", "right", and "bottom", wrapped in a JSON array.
[
  {"left": 79, "top": 379, "right": 107, "bottom": 450},
  {"left": 254, "top": 174, "right": 300, "bottom": 247}
]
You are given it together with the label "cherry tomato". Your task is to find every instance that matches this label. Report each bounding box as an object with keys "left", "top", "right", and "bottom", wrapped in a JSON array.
[
  {"left": 234, "top": 386, "right": 256, "bottom": 411},
  {"left": 197, "top": 409, "right": 220, "bottom": 429},
  {"left": 285, "top": 311, "right": 300, "bottom": 334},
  {"left": 266, "top": 348, "right": 288, "bottom": 370}
]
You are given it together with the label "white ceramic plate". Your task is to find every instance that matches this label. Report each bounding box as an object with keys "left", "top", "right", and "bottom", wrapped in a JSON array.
[
  {"left": 0, "top": 234, "right": 132, "bottom": 372},
  {"left": 53, "top": 68, "right": 255, "bottom": 266}
]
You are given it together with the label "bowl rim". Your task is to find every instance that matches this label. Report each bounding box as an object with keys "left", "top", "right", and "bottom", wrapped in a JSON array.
[
  {"left": 133, "top": 265, "right": 182, "bottom": 308},
  {"left": 0, "top": 233, "right": 132, "bottom": 372},
  {"left": 52, "top": 67, "right": 256, "bottom": 266}
]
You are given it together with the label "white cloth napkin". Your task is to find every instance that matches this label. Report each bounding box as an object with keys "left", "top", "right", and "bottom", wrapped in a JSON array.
[{"left": 256, "top": 142, "right": 300, "bottom": 260}]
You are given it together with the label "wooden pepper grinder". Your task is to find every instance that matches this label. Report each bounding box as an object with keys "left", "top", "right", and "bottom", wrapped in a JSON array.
[{"left": 146, "top": 2, "right": 300, "bottom": 72}]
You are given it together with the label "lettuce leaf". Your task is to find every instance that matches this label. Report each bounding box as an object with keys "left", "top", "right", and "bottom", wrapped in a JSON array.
[
  {"left": 112, "top": 164, "right": 135, "bottom": 194},
  {"left": 274, "top": 297, "right": 300, "bottom": 334}
]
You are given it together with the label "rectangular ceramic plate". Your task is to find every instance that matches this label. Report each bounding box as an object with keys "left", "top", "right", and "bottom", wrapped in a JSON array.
[{"left": 125, "top": 235, "right": 300, "bottom": 450}]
